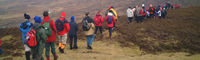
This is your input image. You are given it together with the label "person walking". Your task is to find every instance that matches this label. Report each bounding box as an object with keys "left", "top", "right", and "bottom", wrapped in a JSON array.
[
  {"left": 94, "top": 11, "right": 104, "bottom": 35},
  {"left": 105, "top": 10, "right": 116, "bottom": 39},
  {"left": 127, "top": 7, "right": 134, "bottom": 23},
  {"left": 55, "top": 12, "right": 70, "bottom": 53}
]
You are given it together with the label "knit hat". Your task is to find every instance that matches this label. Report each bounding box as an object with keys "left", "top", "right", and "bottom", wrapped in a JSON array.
[
  {"left": 43, "top": 11, "right": 49, "bottom": 17},
  {"left": 24, "top": 13, "right": 30, "bottom": 19},
  {"left": 34, "top": 16, "right": 42, "bottom": 23},
  {"left": 61, "top": 12, "right": 66, "bottom": 17},
  {"left": 71, "top": 16, "right": 75, "bottom": 22},
  {"left": 150, "top": 4, "right": 153, "bottom": 7}
]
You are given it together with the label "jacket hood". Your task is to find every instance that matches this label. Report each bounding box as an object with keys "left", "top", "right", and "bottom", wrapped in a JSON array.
[
  {"left": 96, "top": 13, "right": 101, "bottom": 16},
  {"left": 34, "top": 16, "right": 42, "bottom": 23},
  {"left": 43, "top": 16, "right": 50, "bottom": 22},
  {"left": 108, "top": 12, "right": 113, "bottom": 16},
  {"left": 61, "top": 12, "right": 66, "bottom": 17},
  {"left": 71, "top": 16, "right": 75, "bottom": 22}
]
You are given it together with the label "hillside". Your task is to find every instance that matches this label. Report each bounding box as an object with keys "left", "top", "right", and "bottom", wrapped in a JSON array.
[{"left": 0, "top": 7, "right": 200, "bottom": 60}]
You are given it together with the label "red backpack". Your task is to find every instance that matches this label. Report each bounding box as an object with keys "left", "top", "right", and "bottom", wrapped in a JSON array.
[{"left": 25, "top": 29, "right": 37, "bottom": 48}]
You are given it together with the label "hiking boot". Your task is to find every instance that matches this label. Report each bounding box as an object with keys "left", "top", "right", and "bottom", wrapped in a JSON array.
[
  {"left": 54, "top": 56, "right": 58, "bottom": 60},
  {"left": 73, "top": 46, "right": 78, "bottom": 49},
  {"left": 87, "top": 46, "right": 92, "bottom": 50},
  {"left": 60, "top": 49, "right": 64, "bottom": 53},
  {"left": 59, "top": 47, "right": 62, "bottom": 53},
  {"left": 70, "top": 47, "right": 73, "bottom": 50}
]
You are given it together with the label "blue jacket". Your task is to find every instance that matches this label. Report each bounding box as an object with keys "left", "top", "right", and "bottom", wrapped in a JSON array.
[
  {"left": 19, "top": 21, "right": 32, "bottom": 44},
  {"left": 69, "top": 19, "right": 78, "bottom": 35}
]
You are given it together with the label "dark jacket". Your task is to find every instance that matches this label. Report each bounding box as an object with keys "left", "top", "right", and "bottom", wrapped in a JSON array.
[
  {"left": 69, "top": 19, "right": 78, "bottom": 35},
  {"left": 83, "top": 16, "right": 94, "bottom": 23}
]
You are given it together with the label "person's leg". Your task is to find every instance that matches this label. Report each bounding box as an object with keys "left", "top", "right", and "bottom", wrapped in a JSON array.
[
  {"left": 128, "top": 17, "right": 131, "bottom": 23},
  {"left": 61, "top": 34, "right": 67, "bottom": 49},
  {"left": 130, "top": 17, "right": 133, "bottom": 23},
  {"left": 39, "top": 42, "right": 45, "bottom": 60},
  {"left": 50, "top": 42, "right": 58, "bottom": 60},
  {"left": 58, "top": 35, "right": 62, "bottom": 49},
  {"left": 87, "top": 36, "right": 90, "bottom": 48},
  {"left": 109, "top": 27, "right": 113, "bottom": 39},
  {"left": 74, "top": 34, "right": 78, "bottom": 49},
  {"left": 69, "top": 34, "right": 73, "bottom": 49},
  {"left": 90, "top": 35, "right": 95, "bottom": 46},
  {"left": 94, "top": 26, "right": 99, "bottom": 35},
  {"left": 24, "top": 44, "right": 31, "bottom": 60},
  {"left": 45, "top": 43, "right": 50, "bottom": 60},
  {"left": 99, "top": 26, "right": 103, "bottom": 35}
]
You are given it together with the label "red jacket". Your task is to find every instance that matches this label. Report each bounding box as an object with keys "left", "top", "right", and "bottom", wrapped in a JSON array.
[
  {"left": 94, "top": 13, "right": 104, "bottom": 27},
  {"left": 57, "top": 17, "right": 70, "bottom": 35},
  {"left": 105, "top": 15, "right": 116, "bottom": 28},
  {"left": 41, "top": 16, "right": 57, "bottom": 43},
  {"left": 140, "top": 8, "right": 147, "bottom": 16}
]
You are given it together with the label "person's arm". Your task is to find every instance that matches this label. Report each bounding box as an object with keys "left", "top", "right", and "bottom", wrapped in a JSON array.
[
  {"left": 65, "top": 23, "right": 70, "bottom": 33},
  {"left": 112, "top": 16, "right": 116, "bottom": 23},
  {"left": 51, "top": 20, "right": 57, "bottom": 32},
  {"left": 105, "top": 16, "right": 108, "bottom": 22},
  {"left": 100, "top": 17, "right": 104, "bottom": 23}
]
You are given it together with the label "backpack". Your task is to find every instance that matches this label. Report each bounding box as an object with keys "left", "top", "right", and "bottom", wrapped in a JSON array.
[
  {"left": 82, "top": 19, "right": 91, "bottom": 31},
  {"left": 43, "top": 20, "right": 52, "bottom": 36},
  {"left": 20, "top": 22, "right": 28, "bottom": 29},
  {"left": 56, "top": 19, "right": 68, "bottom": 32},
  {"left": 108, "top": 16, "right": 113, "bottom": 24},
  {"left": 25, "top": 29, "right": 37, "bottom": 48}
]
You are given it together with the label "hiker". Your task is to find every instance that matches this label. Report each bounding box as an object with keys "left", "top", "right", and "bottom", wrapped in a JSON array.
[
  {"left": 82, "top": 12, "right": 95, "bottom": 49},
  {"left": 30, "top": 16, "right": 48, "bottom": 60},
  {"left": 134, "top": 5, "right": 143, "bottom": 23},
  {"left": 106, "top": 6, "right": 118, "bottom": 22},
  {"left": 41, "top": 11, "right": 58, "bottom": 60},
  {"left": 141, "top": 4, "right": 147, "bottom": 19},
  {"left": 127, "top": 7, "right": 134, "bottom": 23},
  {"left": 0, "top": 37, "right": 2, "bottom": 55},
  {"left": 19, "top": 13, "right": 32, "bottom": 60},
  {"left": 161, "top": 8, "right": 167, "bottom": 18},
  {"left": 56, "top": 12, "right": 70, "bottom": 53},
  {"left": 105, "top": 10, "right": 116, "bottom": 39},
  {"left": 69, "top": 16, "right": 78, "bottom": 50},
  {"left": 94, "top": 11, "right": 104, "bottom": 35},
  {"left": 148, "top": 4, "right": 155, "bottom": 18},
  {"left": 158, "top": 7, "right": 163, "bottom": 19}
]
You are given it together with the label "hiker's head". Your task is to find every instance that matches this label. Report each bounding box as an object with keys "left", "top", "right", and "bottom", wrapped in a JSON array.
[
  {"left": 150, "top": 4, "right": 153, "bottom": 7},
  {"left": 136, "top": 5, "right": 138, "bottom": 8},
  {"left": 71, "top": 16, "right": 75, "bottom": 22},
  {"left": 128, "top": 6, "right": 132, "bottom": 8},
  {"left": 43, "top": 11, "right": 49, "bottom": 17},
  {"left": 142, "top": 4, "right": 145, "bottom": 7},
  {"left": 34, "top": 16, "right": 42, "bottom": 23},
  {"left": 24, "top": 13, "right": 30, "bottom": 21},
  {"left": 61, "top": 12, "right": 66, "bottom": 18},
  {"left": 85, "top": 12, "right": 89, "bottom": 16}
]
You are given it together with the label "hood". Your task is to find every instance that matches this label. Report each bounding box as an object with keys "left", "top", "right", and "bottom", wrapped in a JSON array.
[
  {"left": 71, "top": 16, "right": 75, "bottom": 22},
  {"left": 108, "top": 12, "right": 113, "bottom": 16},
  {"left": 96, "top": 13, "right": 101, "bottom": 16},
  {"left": 61, "top": 12, "right": 66, "bottom": 17},
  {"left": 43, "top": 16, "right": 50, "bottom": 22},
  {"left": 34, "top": 16, "right": 42, "bottom": 23}
]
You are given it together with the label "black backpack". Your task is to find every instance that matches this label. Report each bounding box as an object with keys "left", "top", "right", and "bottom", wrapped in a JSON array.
[
  {"left": 55, "top": 19, "right": 68, "bottom": 32},
  {"left": 20, "top": 21, "right": 28, "bottom": 29},
  {"left": 82, "top": 19, "right": 91, "bottom": 31}
]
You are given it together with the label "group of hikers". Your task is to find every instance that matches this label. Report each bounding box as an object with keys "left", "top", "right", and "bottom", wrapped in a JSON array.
[
  {"left": 19, "top": 6, "right": 118, "bottom": 60},
  {"left": 126, "top": 3, "right": 173, "bottom": 23}
]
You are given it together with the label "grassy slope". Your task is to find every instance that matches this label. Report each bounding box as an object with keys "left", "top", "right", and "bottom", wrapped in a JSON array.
[{"left": 0, "top": 7, "right": 200, "bottom": 60}]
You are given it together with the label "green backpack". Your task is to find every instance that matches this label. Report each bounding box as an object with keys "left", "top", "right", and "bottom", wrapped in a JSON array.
[{"left": 43, "top": 20, "right": 52, "bottom": 36}]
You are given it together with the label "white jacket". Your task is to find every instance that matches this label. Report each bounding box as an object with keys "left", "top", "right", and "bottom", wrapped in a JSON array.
[{"left": 127, "top": 8, "right": 133, "bottom": 17}]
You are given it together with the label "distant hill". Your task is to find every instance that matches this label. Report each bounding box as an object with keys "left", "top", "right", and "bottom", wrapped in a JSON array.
[{"left": 0, "top": 0, "right": 200, "bottom": 28}]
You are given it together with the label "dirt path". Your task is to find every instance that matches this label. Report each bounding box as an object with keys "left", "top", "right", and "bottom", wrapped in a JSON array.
[{"left": 10, "top": 40, "right": 200, "bottom": 60}]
